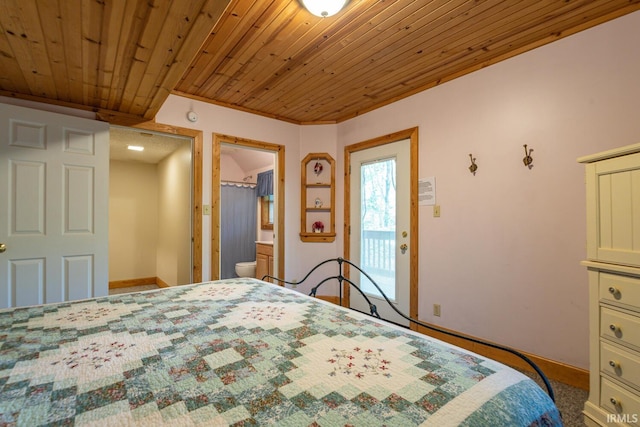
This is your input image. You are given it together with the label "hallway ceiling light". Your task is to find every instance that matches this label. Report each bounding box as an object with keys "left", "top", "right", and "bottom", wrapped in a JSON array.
[
  {"left": 302, "top": 0, "right": 347, "bottom": 17},
  {"left": 127, "top": 145, "right": 144, "bottom": 152}
]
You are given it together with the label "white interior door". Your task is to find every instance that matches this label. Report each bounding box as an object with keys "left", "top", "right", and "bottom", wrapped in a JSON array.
[
  {"left": 0, "top": 103, "right": 109, "bottom": 308},
  {"left": 349, "top": 139, "right": 411, "bottom": 326}
]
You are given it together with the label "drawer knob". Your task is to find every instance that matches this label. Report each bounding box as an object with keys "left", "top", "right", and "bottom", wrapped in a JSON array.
[
  {"left": 609, "top": 360, "right": 620, "bottom": 369},
  {"left": 610, "top": 397, "right": 620, "bottom": 407},
  {"left": 610, "top": 324, "right": 621, "bottom": 333},
  {"left": 608, "top": 286, "right": 619, "bottom": 295}
]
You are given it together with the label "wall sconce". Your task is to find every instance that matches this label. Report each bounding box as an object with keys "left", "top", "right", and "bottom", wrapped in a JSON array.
[
  {"left": 468, "top": 154, "right": 478, "bottom": 175},
  {"left": 522, "top": 144, "right": 534, "bottom": 169},
  {"left": 302, "top": 0, "right": 347, "bottom": 17}
]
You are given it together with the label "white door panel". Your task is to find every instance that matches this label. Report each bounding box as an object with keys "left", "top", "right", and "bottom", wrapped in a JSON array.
[
  {"left": 12, "top": 258, "right": 45, "bottom": 307},
  {"left": 0, "top": 103, "right": 109, "bottom": 308},
  {"left": 350, "top": 139, "right": 411, "bottom": 326},
  {"left": 12, "top": 160, "right": 46, "bottom": 234}
]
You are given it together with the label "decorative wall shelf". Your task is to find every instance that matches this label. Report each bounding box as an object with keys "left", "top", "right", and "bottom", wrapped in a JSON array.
[{"left": 300, "top": 153, "right": 335, "bottom": 243}]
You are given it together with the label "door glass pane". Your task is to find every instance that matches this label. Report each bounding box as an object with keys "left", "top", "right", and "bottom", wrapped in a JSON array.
[{"left": 360, "top": 157, "right": 396, "bottom": 301}]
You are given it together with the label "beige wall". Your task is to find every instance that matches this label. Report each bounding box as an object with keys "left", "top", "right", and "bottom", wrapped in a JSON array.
[
  {"left": 157, "top": 143, "right": 192, "bottom": 285},
  {"left": 109, "top": 160, "right": 158, "bottom": 281}
]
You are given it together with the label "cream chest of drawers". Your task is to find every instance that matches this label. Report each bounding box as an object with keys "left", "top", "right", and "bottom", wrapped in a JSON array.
[{"left": 579, "top": 143, "right": 640, "bottom": 426}]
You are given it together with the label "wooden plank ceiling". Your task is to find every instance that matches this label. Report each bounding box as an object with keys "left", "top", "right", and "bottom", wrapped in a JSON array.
[
  {"left": 0, "top": 0, "right": 231, "bottom": 124},
  {"left": 1, "top": 0, "right": 639, "bottom": 125}
]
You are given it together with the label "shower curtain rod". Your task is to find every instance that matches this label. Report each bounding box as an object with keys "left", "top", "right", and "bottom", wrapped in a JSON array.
[{"left": 221, "top": 180, "right": 256, "bottom": 186}]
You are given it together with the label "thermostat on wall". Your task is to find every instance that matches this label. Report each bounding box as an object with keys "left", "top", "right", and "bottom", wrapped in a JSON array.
[{"left": 187, "top": 111, "right": 198, "bottom": 122}]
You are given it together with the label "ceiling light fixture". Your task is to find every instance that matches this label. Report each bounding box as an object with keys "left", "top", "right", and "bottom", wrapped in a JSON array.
[
  {"left": 302, "top": 0, "right": 347, "bottom": 17},
  {"left": 127, "top": 145, "right": 144, "bottom": 152}
]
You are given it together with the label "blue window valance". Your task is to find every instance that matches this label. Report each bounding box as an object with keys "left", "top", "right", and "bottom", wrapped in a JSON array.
[{"left": 256, "top": 170, "right": 273, "bottom": 197}]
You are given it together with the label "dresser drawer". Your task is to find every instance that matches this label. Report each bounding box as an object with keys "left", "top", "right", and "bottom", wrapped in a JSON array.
[
  {"left": 601, "top": 377, "right": 640, "bottom": 426},
  {"left": 602, "top": 342, "right": 640, "bottom": 390},
  {"left": 601, "top": 307, "right": 640, "bottom": 351},
  {"left": 601, "top": 273, "right": 640, "bottom": 311}
]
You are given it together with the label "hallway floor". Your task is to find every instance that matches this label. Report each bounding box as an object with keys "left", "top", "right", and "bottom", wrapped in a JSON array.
[{"left": 108, "top": 284, "right": 160, "bottom": 295}]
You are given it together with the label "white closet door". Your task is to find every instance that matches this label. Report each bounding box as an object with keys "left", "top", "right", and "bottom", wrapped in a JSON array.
[{"left": 0, "top": 103, "right": 109, "bottom": 308}]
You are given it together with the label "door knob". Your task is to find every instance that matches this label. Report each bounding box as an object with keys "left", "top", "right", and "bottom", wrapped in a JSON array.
[
  {"left": 400, "top": 243, "right": 408, "bottom": 254},
  {"left": 0, "top": 243, "right": 6, "bottom": 253}
]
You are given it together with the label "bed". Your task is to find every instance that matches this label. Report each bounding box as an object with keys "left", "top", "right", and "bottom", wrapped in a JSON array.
[{"left": 0, "top": 261, "right": 562, "bottom": 426}]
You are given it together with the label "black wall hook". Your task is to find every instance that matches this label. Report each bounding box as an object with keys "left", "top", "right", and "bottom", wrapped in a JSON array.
[
  {"left": 523, "top": 144, "right": 534, "bottom": 169},
  {"left": 468, "top": 154, "right": 478, "bottom": 175}
]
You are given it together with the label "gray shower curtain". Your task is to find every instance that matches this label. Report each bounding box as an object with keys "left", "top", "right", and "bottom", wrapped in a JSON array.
[{"left": 221, "top": 183, "right": 257, "bottom": 279}]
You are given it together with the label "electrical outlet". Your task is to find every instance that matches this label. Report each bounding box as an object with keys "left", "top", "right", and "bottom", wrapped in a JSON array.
[
  {"left": 291, "top": 279, "right": 298, "bottom": 289},
  {"left": 433, "top": 304, "right": 441, "bottom": 317}
]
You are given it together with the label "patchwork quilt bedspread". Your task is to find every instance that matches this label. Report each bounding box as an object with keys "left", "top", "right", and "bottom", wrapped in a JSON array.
[{"left": 0, "top": 278, "right": 562, "bottom": 426}]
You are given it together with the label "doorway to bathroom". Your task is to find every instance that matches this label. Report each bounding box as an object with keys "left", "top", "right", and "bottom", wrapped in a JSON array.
[{"left": 212, "top": 134, "right": 285, "bottom": 281}]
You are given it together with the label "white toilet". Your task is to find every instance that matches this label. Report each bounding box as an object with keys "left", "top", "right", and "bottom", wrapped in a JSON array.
[{"left": 235, "top": 261, "right": 256, "bottom": 278}]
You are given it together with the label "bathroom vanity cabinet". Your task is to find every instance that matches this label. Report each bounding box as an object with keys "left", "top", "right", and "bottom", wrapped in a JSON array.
[
  {"left": 300, "top": 153, "right": 335, "bottom": 243},
  {"left": 256, "top": 242, "right": 274, "bottom": 283}
]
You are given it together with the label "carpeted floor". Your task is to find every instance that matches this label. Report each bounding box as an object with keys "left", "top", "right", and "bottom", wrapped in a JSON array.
[
  {"left": 108, "top": 284, "right": 589, "bottom": 425},
  {"left": 520, "top": 369, "right": 588, "bottom": 426}
]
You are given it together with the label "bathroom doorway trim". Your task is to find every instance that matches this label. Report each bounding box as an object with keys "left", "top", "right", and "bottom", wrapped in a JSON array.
[{"left": 212, "top": 134, "right": 285, "bottom": 281}]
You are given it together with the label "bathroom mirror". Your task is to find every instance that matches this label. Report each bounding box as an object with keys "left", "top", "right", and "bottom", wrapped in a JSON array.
[{"left": 261, "top": 195, "right": 274, "bottom": 230}]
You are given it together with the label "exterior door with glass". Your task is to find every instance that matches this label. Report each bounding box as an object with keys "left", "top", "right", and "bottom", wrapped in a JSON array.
[{"left": 349, "top": 139, "right": 411, "bottom": 326}]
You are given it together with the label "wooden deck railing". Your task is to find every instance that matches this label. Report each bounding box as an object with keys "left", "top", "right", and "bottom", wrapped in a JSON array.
[{"left": 361, "top": 229, "right": 395, "bottom": 276}]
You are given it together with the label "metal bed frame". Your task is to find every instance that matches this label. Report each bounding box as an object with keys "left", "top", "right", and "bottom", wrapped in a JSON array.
[{"left": 263, "top": 257, "right": 556, "bottom": 403}]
